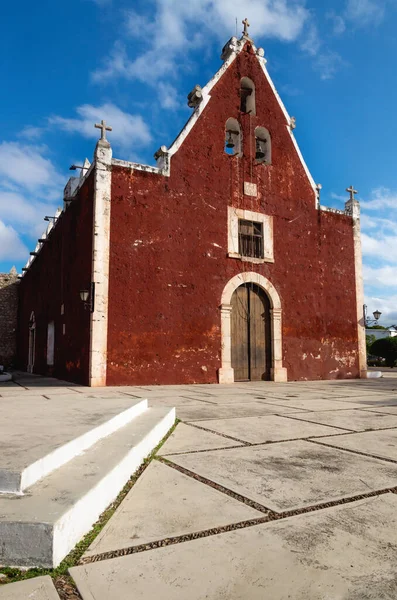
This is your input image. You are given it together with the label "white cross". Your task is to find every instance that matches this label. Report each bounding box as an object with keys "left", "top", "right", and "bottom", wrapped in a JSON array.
[
  {"left": 346, "top": 185, "right": 358, "bottom": 201},
  {"left": 95, "top": 119, "right": 112, "bottom": 141},
  {"left": 242, "top": 18, "right": 250, "bottom": 37}
]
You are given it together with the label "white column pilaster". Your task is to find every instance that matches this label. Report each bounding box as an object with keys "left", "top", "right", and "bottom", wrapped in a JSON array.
[
  {"left": 218, "top": 304, "right": 235, "bottom": 384},
  {"left": 89, "top": 140, "right": 112, "bottom": 386},
  {"left": 270, "top": 308, "right": 288, "bottom": 382},
  {"left": 345, "top": 198, "right": 367, "bottom": 378}
]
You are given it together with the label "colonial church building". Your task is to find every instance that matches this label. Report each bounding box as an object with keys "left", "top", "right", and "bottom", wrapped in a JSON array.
[{"left": 17, "top": 26, "right": 366, "bottom": 387}]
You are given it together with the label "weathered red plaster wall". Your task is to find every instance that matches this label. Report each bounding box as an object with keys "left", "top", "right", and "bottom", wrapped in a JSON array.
[
  {"left": 17, "top": 174, "right": 94, "bottom": 384},
  {"left": 107, "top": 43, "right": 359, "bottom": 385}
]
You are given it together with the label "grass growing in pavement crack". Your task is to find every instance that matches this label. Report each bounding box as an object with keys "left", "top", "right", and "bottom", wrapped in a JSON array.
[{"left": 0, "top": 418, "right": 180, "bottom": 597}]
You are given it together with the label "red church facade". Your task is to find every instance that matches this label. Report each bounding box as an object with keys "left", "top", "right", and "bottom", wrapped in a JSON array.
[{"left": 17, "top": 33, "right": 367, "bottom": 386}]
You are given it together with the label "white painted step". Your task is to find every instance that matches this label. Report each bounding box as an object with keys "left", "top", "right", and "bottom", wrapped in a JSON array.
[
  {"left": 0, "top": 398, "right": 148, "bottom": 494},
  {"left": 0, "top": 406, "right": 175, "bottom": 568}
]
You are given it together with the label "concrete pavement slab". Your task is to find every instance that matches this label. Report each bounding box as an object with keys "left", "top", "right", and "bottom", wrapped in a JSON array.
[
  {"left": 317, "top": 429, "right": 397, "bottom": 462},
  {"left": 147, "top": 396, "right": 214, "bottom": 407},
  {"left": 288, "top": 408, "right": 397, "bottom": 431},
  {"left": 71, "top": 494, "right": 397, "bottom": 600},
  {"left": 0, "top": 576, "right": 59, "bottom": 599},
  {"left": 84, "top": 460, "right": 261, "bottom": 558},
  {"left": 176, "top": 402, "right": 305, "bottom": 422},
  {"left": 168, "top": 440, "right": 397, "bottom": 511},
  {"left": 257, "top": 397, "right": 377, "bottom": 411},
  {"left": 361, "top": 406, "right": 397, "bottom": 415},
  {"left": 191, "top": 415, "right": 346, "bottom": 443},
  {"left": 159, "top": 423, "right": 242, "bottom": 454},
  {"left": 191, "top": 393, "right": 264, "bottom": 403}
]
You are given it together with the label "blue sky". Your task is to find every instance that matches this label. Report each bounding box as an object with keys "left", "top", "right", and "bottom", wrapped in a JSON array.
[{"left": 1, "top": 0, "right": 396, "bottom": 324}]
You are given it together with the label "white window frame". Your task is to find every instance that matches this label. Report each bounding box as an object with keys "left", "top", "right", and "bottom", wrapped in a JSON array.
[{"left": 227, "top": 206, "right": 274, "bottom": 264}]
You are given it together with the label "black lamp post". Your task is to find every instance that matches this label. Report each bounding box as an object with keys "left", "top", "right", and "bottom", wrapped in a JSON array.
[
  {"left": 79, "top": 284, "right": 95, "bottom": 312},
  {"left": 363, "top": 304, "right": 382, "bottom": 327}
]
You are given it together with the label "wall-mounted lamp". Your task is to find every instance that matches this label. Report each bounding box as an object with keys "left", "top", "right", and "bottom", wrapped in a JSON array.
[
  {"left": 70, "top": 164, "right": 84, "bottom": 171},
  {"left": 44, "top": 216, "right": 58, "bottom": 222},
  {"left": 364, "top": 304, "right": 382, "bottom": 327},
  {"left": 80, "top": 283, "right": 95, "bottom": 312}
]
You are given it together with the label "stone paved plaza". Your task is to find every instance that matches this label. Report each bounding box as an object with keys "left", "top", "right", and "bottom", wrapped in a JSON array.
[{"left": 2, "top": 373, "right": 397, "bottom": 598}]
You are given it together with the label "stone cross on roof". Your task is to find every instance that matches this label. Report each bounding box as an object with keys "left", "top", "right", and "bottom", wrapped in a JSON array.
[
  {"left": 95, "top": 119, "right": 112, "bottom": 141},
  {"left": 242, "top": 18, "right": 250, "bottom": 37},
  {"left": 346, "top": 185, "right": 358, "bottom": 201}
]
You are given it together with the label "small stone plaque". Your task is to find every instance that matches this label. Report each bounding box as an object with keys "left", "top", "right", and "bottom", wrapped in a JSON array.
[{"left": 244, "top": 182, "right": 257, "bottom": 197}]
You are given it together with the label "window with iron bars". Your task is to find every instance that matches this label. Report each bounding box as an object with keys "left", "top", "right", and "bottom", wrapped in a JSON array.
[{"left": 238, "top": 219, "right": 264, "bottom": 259}]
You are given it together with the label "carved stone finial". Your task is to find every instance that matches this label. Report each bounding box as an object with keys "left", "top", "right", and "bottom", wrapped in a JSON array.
[
  {"left": 154, "top": 145, "right": 169, "bottom": 170},
  {"left": 345, "top": 185, "right": 360, "bottom": 218},
  {"left": 346, "top": 185, "right": 358, "bottom": 201},
  {"left": 187, "top": 85, "right": 203, "bottom": 109},
  {"left": 290, "top": 116, "right": 296, "bottom": 130},
  {"left": 9, "top": 266, "right": 17, "bottom": 276},
  {"left": 94, "top": 119, "right": 112, "bottom": 142},
  {"left": 242, "top": 18, "right": 250, "bottom": 37},
  {"left": 221, "top": 37, "right": 238, "bottom": 61}
]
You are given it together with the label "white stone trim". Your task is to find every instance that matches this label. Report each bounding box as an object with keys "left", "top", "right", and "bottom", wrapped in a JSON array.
[
  {"left": 347, "top": 205, "right": 367, "bottom": 378},
  {"left": 100, "top": 36, "right": 318, "bottom": 213},
  {"left": 111, "top": 158, "right": 162, "bottom": 175},
  {"left": 320, "top": 205, "right": 346, "bottom": 216},
  {"left": 89, "top": 142, "right": 112, "bottom": 387},
  {"left": 218, "top": 272, "right": 287, "bottom": 383},
  {"left": 227, "top": 206, "right": 274, "bottom": 263}
]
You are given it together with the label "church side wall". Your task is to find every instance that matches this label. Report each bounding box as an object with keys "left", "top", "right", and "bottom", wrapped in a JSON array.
[
  {"left": 106, "top": 47, "right": 359, "bottom": 385},
  {"left": 17, "top": 173, "right": 94, "bottom": 384}
]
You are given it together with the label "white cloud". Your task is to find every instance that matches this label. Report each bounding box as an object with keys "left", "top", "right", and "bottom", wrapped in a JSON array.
[
  {"left": 361, "top": 187, "right": 397, "bottom": 210},
  {"left": 300, "top": 23, "right": 321, "bottom": 56},
  {"left": 0, "top": 142, "right": 63, "bottom": 192},
  {"left": 313, "top": 51, "right": 346, "bottom": 80},
  {"left": 0, "top": 142, "right": 64, "bottom": 269},
  {"left": 157, "top": 82, "right": 180, "bottom": 110},
  {"left": 345, "top": 0, "right": 385, "bottom": 27},
  {"left": 49, "top": 103, "right": 152, "bottom": 154},
  {"left": 18, "top": 126, "right": 45, "bottom": 140},
  {"left": 92, "top": 0, "right": 311, "bottom": 98},
  {"left": 361, "top": 232, "right": 397, "bottom": 262},
  {"left": 0, "top": 190, "right": 56, "bottom": 238},
  {"left": 361, "top": 214, "right": 397, "bottom": 233},
  {"left": 364, "top": 294, "right": 397, "bottom": 325},
  {"left": 363, "top": 265, "right": 397, "bottom": 289},
  {"left": 0, "top": 221, "right": 28, "bottom": 261},
  {"left": 326, "top": 12, "right": 346, "bottom": 35}
]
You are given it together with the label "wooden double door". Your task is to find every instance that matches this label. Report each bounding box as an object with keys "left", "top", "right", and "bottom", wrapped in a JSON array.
[{"left": 231, "top": 283, "right": 272, "bottom": 381}]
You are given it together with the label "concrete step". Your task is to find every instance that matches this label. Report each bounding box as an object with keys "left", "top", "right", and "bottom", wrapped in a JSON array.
[
  {"left": 0, "top": 398, "right": 148, "bottom": 494},
  {"left": 0, "top": 406, "right": 175, "bottom": 568},
  {"left": 0, "top": 575, "right": 60, "bottom": 599}
]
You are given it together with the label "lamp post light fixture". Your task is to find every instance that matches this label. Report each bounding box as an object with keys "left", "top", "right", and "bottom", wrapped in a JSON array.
[
  {"left": 79, "top": 284, "right": 95, "bottom": 312},
  {"left": 363, "top": 304, "right": 382, "bottom": 327}
]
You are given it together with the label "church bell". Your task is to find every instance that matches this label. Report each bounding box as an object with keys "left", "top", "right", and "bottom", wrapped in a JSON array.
[
  {"left": 226, "top": 130, "right": 235, "bottom": 149},
  {"left": 256, "top": 138, "right": 267, "bottom": 160}
]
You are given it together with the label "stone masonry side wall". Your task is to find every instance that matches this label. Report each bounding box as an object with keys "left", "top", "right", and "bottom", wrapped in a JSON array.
[{"left": 0, "top": 272, "right": 19, "bottom": 368}]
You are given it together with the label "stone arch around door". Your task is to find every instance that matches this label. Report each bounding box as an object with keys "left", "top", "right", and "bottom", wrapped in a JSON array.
[{"left": 218, "top": 272, "right": 287, "bottom": 383}]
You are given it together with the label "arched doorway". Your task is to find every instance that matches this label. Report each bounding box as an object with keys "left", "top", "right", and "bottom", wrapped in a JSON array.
[
  {"left": 231, "top": 283, "right": 271, "bottom": 381},
  {"left": 218, "top": 272, "right": 287, "bottom": 383},
  {"left": 28, "top": 312, "right": 36, "bottom": 374}
]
